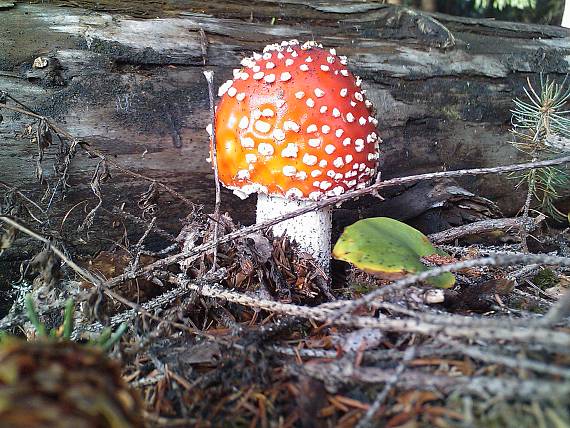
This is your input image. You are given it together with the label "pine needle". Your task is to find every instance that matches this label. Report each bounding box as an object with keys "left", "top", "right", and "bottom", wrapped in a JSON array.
[{"left": 509, "top": 76, "right": 570, "bottom": 221}]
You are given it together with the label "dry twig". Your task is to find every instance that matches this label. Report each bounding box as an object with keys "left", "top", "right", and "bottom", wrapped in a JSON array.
[
  {"left": 168, "top": 269, "right": 570, "bottom": 348},
  {"left": 301, "top": 362, "right": 570, "bottom": 400},
  {"left": 428, "top": 216, "right": 543, "bottom": 244},
  {"left": 0, "top": 216, "right": 99, "bottom": 285},
  {"left": 0, "top": 103, "right": 195, "bottom": 208},
  {"left": 203, "top": 70, "right": 221, "bottom": 270},
  {"left": 3, "top": 214, "right": 569, "bottom": 350},
  {"left": 0, "top": 179, "right": 46, "bottom": 219},
  {"left": 442, "top": 338, "right": 570, "bottom": 379},
  {"left": 355, "top": 347, "right": 416, "bottom": 428},
  {"left": 100, "top": 156, "right": 570, "bottom": 290},
  {"left": 327, "top": 252, "right": 570, "bottom": 320}
]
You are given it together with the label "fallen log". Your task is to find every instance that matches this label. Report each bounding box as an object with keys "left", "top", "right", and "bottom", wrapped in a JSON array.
[{"left": 0, "top": 1, "right": 569, "bottom": 251}]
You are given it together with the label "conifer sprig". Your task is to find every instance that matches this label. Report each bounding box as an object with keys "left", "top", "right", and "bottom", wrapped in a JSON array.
[{"left": 510, "top": 76, "right": 570, "bottom": 221}]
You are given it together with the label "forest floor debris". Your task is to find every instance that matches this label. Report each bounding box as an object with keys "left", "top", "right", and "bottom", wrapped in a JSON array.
[{"left": 1, "top": 92, "right": 570, "bottom": 428}]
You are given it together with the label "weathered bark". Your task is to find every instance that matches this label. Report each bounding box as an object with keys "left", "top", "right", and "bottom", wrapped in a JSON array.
[{"left": 0, "top": 1, "right": 569, "bottom": 250}]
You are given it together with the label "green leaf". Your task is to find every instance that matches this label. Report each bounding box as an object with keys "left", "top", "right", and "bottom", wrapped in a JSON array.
[
  {"left": 62, "top": 298, "right": 74, "bottom": 340},
  {"left": 99, "top": 323, "right": 127, "bottom": 352},
  {"left": 332, "top": 217, "right": 455, "bottom": 288},
  {"left": 25, "top": 295, "right": 47, "bottom": 337}
]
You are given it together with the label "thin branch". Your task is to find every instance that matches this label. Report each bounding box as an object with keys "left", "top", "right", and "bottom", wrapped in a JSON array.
[
  {"left": 0, "top": 179, "right": 47, "bottom": 218},
  {"left": 271, "top": 343, "right": 453, "bottom": 361},
  {"left": 0, "top": 215, "right": 99, "bottom": 285},
  {"left": 0, "top": 216, "right": 210, "bottom": 339},
  {"left": 168, "top": 269, "right": 570, "bottom": 348},
  {"left": 101, "top": 155, "right": 570, "bottom": 289},
  {"left": 74, "top": 270, "right": 226, "bottom": 337},
  {"left": 2, "top": 215, "right": 569, "bottom": 350},
  {"left": 428, "top": 216, "right": 543, "bottom": 244},
  {"left": 355, "top": 347, "right": 416, "bottom": 428},
  {"left": 327, "top": 252, "right": 570, "bottom": 320},
  {"left": 2, "top": 92, "right": 40, "bottom": 115},
  {"left": 107, "top": 206, "right": 175, "bottom": 241},
  {"left": 443, "top": 338, "right": 570, "bottom": 379},
  {"left": 0, "top": 103, "right": 196, "bottom": 208},
  {"left": 519, "top": 173, "right": 535, "bottom": 252},
  {"left": 302, "top": 362, "right": 570, "bottom": 401},
  {"left": 203, "top": 70, "right": 221, "bottom": 270},
  {"left": 199, "top": 27, "right": 208, "bottom": 66},
  {"left": 128, "top": 216, "right": 157, "bottom": 274}
]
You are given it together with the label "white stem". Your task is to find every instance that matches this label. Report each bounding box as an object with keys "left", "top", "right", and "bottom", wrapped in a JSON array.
[
  {"left": 256, "top": 194, "right": 332, "bottom": 274},
  {"left": 563, "top": 0, "right": 570, "bottom": 28}
]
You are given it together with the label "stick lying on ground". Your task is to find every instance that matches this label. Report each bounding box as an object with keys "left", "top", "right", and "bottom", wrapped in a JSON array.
[{"left": 100, "top": 155, "right": 570, "bottom": 289}]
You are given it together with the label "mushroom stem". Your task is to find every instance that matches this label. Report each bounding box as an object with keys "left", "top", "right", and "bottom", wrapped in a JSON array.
[{"left": 256, "top": 193, "right": 332, "bottom": 274}]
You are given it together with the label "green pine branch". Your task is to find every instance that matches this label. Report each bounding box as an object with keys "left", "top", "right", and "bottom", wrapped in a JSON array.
[
  {"left": 509, "top": 76, "right": 570, "bottom": 221},
  {"left": 474, "top": 0, "right": 536, "bottom": 11}
]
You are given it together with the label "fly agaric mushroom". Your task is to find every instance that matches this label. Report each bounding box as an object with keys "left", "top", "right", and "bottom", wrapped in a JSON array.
[{"left": 210, "top": 40, "right": 380, "bottom": 272}]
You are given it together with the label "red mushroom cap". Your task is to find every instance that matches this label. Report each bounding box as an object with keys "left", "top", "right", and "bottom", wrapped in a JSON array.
[{"left": 212, "top": 40, "right": 380, "bottom": 200}]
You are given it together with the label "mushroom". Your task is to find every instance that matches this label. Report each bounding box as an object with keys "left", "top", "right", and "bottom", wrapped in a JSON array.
[{"left": 210, "top": 40, "right": 380, "bottom": 273}]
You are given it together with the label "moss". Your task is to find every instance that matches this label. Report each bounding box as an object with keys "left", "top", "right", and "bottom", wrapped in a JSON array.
[
  {"left": 532, "top": 268, "right": 558, "bottom": 290},
  {"left": 351, "top": 282, "right": 376, "bottom": 295},
  {"left": 441, "top": 105, "right": 462, "bottom": 120}
]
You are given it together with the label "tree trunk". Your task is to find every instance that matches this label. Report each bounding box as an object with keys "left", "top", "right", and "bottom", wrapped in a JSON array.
[{"left": 0, "top": 1, "right": 569, "bottom": 251}]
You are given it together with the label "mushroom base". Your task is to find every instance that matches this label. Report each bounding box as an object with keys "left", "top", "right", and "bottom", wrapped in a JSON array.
[{"left": 256, "top": 194, "right": 332, "bottom": 275}]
